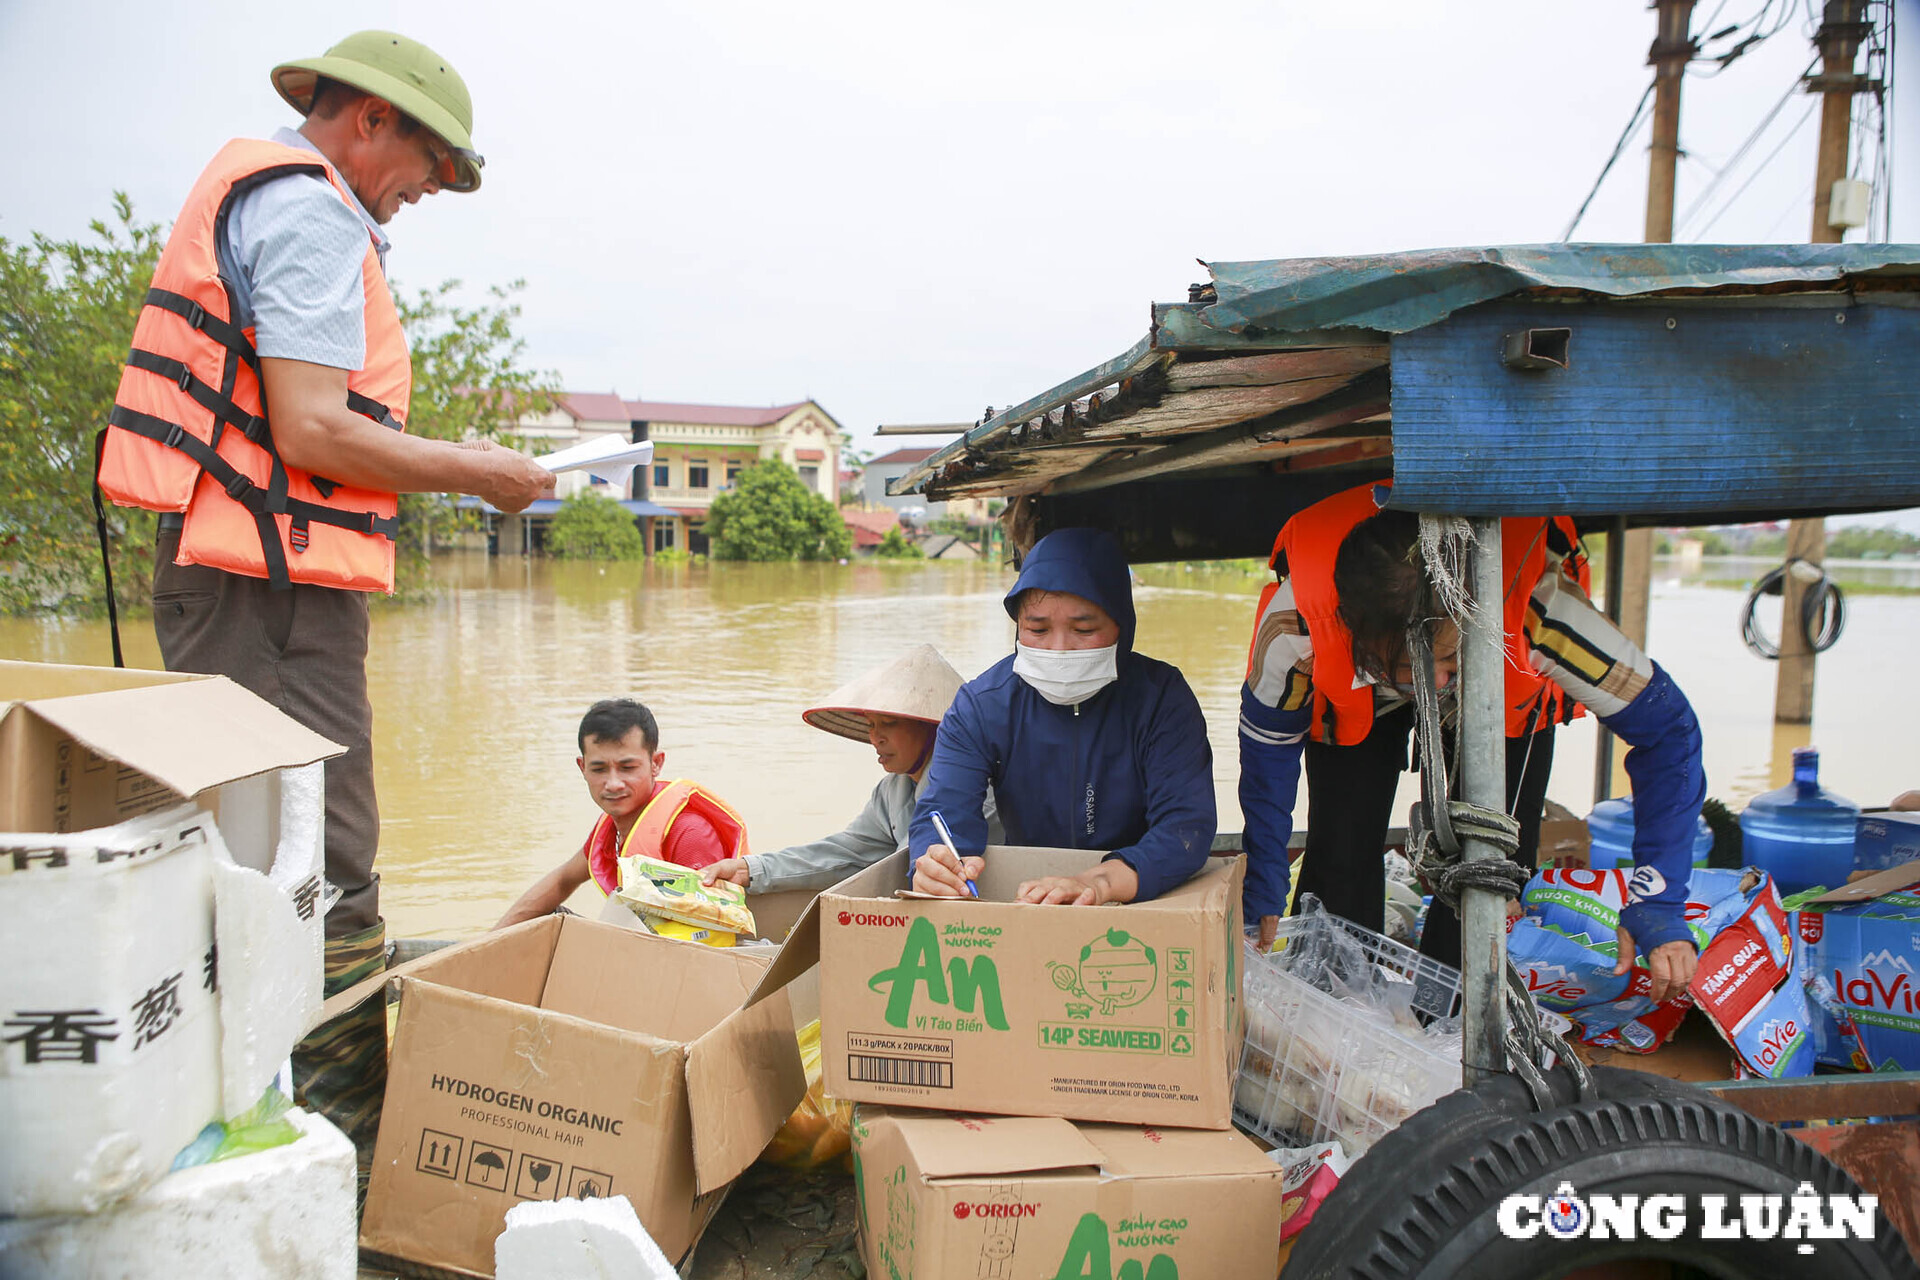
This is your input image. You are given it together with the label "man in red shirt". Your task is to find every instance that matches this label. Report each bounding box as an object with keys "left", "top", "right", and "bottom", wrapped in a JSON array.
[{"left": 496, "top": 699, "right": 746, "bottom": 926}]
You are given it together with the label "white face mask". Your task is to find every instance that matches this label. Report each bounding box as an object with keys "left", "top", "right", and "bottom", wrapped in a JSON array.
[{"left": 1013, "top": 641, "right": 1119, "bottom": 706}]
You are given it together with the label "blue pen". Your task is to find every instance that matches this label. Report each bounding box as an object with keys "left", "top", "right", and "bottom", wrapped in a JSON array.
[{"left": 929, "top": 810, "right": 979, "bottom": 897}]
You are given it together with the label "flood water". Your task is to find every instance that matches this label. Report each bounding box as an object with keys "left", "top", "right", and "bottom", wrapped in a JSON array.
[{"left": 5, "top": 553, "right": 1916, "bottom": 941}]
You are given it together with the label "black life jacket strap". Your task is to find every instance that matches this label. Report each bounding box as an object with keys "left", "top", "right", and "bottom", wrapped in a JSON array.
[
  {"left": 126, "top": 348, "right": 270, "bottom": 449},
  {"left": 144, "top": 288, "right": 261, "bottom": 379},
  {"left": 108, "top": 407, "right": 398, "bottom": 589}
]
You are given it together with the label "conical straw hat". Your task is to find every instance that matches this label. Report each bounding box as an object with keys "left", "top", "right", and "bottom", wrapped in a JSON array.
[{"left": 802, "top": 644, "right": 966, "bottom": 744}]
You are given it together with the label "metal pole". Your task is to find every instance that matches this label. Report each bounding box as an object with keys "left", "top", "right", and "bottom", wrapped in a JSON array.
[
  {"left": 1776, "top": 0, "right": 1866, "bottom": 723},
  {"left": 1593, "top": 515, "right": 1629, "bottom": 804},
  {"left": 1616, "top": 0, "right": 1698, "bottom": 670},
  {"left": 1460, "top": 516, "right": 1510, "bottom": 1084}
]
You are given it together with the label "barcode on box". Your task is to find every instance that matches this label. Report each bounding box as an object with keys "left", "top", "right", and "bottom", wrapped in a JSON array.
[{"left": 848, "top": 1054, "right": 953, "bottom": 1088}]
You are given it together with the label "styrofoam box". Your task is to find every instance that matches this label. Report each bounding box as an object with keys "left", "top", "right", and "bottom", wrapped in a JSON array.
[
  {"left": 1235, "top": 913, "right": 1464, "bottom": 1156},
  {"left": 0, "top": 1107, "right": 356, "bottom": 1280},
  {"left": 0, "top": 804, "right": 316, "bottom": 1215}
]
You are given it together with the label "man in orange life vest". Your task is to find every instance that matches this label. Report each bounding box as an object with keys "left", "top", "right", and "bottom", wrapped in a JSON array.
[
  {"left": 1239, "top": 483, "right": 1705, "bottom": 1002},
  {"left": 95, "top": 31, "right": 552, "bottom": 1159},
  {"left": 497, "top": 699, "right": 749, "bottom": 927}
]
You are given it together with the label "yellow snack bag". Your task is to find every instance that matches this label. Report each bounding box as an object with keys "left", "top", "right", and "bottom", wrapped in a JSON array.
[
  {"left": 645, "top": 916, "right": 737, "bottom": 948},
  {"left": 613, "top": 854, "right": 756, "bottom": 935}
]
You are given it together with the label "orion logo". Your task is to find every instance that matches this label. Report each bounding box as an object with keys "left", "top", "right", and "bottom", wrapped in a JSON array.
[
  {"left": 840, "top": 911, "right": 908, "bottom": 927},
  {"left": 955, "top": 1201, "right": 1039, "bottom": 1220}
]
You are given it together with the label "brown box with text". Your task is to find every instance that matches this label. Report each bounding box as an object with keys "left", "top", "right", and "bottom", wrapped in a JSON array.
[
  {"left": 853, "top": 1104, "right": 1282, "bottom": 1280},
  {"left": 359, "top": 914, "right": 806, "bottom": 1276},
  {"left": 749, "top": 848, "right": 1245, "bottom": 1129}
]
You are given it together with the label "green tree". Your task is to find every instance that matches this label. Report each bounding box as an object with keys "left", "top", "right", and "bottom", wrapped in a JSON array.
[
  {"left": 0, "top": 196, "right": 162, "bottom": 615},
  {"left": 706, "top": 459, "right": 852, "bottom": 561},
  {"left": 546, "top": 489, "right": 645, "bottom": 560},
  {"left": 874, "top": 527, "right": 922, "bottom": 559}
]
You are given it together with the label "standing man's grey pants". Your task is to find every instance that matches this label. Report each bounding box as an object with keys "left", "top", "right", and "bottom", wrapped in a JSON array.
[{"left": 150, "top": 525, "right": 381, "bottom": 939}]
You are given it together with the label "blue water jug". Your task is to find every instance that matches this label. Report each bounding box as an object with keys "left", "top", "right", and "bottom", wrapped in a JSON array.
[
  {"left": 1739, "top": 748, "right": 1858, "bottom": 895},
  {"left": 1585, "top": 796, "right": 1713, "bottom": 871}
]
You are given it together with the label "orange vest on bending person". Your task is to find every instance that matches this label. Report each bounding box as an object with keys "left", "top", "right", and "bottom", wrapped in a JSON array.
[
  {"left": 585, "top": 779, "right": 752, "bottom": 894},
  {"left": 97, "top": 138, "right": 411, "bottom": 593},
  {"left": 1251, "top": 481, "right": 1591, "bottom": 747}
]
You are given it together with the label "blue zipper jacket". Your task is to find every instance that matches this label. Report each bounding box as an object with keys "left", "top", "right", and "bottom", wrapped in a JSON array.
[{"left": 909, "top": 528, "right": 1217, "bottom": 901}]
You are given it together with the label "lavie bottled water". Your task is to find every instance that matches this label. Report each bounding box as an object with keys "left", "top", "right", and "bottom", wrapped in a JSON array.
[
  {"left": 1584, "top": 797, "right": 1713, "bottom": 871},
  {"left": 1740, "top": 748, "right": 1858, "bottom": 896}
]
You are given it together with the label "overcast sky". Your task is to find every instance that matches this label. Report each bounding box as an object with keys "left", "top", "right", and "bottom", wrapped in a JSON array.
[{"left": 4, "top": 0, "right": 1915, "bottom": 528}]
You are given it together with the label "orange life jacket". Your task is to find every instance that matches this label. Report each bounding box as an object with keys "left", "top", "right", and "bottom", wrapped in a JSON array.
[
  {"left": 1250, "top": 481, "right": 1591, "bottom": 746},
  {"left": 97, "top": 138, "right": 411, "bottom": 593},
  {"left": 586, "top": 779, "right": 752, "bottom": 894}
]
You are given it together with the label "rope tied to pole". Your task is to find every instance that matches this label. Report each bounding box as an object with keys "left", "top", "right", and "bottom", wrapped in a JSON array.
[{"left": 1404, "top": 528, "right": 1596, "bottom": 1109}]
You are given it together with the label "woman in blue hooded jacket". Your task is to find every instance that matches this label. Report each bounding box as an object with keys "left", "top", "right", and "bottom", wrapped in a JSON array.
[{"left": 910, "top": 527, "right": 1217, "bottom": 906}]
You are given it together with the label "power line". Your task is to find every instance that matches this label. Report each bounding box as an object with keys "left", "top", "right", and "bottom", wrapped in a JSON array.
[
  {"left": 1560, "top": 82, "right": 1655, "bottom": 241},
  {"left": 1675, "top": 54, "right": 1818, "bottom": 236},
  {"left": 1693, "top": 97, "right": 1820, "bottom": 236}
]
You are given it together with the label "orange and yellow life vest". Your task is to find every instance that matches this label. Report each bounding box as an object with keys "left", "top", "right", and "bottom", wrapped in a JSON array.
[
  {"left": 585, "top": 779, "right": 751, "bottom": 894},
  {"left": 97, "top": 138, "right": 412, "bottom": 593},
  {"left": 1251, "top": 481, "right": 1591, "bottom": 747}
]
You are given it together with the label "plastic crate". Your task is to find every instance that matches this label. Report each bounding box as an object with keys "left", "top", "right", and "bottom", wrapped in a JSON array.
[{"left": 1235, "top": 911, "right": 1464, "bottom": 1156}]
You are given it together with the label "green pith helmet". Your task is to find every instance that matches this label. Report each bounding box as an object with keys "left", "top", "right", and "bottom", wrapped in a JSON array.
[{"left": 271, "top": 30, "right": 484, "bottom": 193}]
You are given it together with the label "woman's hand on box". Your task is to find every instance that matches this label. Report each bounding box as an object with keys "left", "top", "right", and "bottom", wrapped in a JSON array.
[
  {"left": 913, "top": 844, "right": 984, "bottom": 896},
  {"left": 1017, "top": 861, "right": 1138, "bottom": 907}
]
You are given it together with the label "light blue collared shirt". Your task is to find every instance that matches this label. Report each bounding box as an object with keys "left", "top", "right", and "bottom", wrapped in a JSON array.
[{"left": 215, "top": 127, "right": 390, "bottom": 370}]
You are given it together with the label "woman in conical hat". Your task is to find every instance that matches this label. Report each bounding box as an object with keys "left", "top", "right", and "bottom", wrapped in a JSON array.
[{"left": 703, "top": 644, "right": 1000, "bottom": 893}]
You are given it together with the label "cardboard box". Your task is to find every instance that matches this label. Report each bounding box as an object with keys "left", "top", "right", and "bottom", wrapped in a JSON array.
[
  {"left": 0, "top": 663, "right": 342, "bottom": 1216},
  {"left": 1855, "top": 811, "right": 1920, "bottom": 875},
  {"left": 1539, "top": 799, "right": 1590, "bottom": 868},
  {"left": 0, "top": 660, "right": 338, "bottom": 932},
  {"left": 751, "top": 849, "right": 1245, "bottom": 1129},
  {"left": 851, "top": 1105, "right": 1282, "bottom": 1280},
  {"left": 359, "top": 914, "right": 807, "bottom": 1277},
  {"left": 1793, "top": 859, "right": 1920, "bottom": 1072}
]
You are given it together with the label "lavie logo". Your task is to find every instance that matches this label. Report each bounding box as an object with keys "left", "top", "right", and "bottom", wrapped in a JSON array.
[
  {"left": 839, "top": 910, "right": 909, "bottom": 927},
  {"left": 869, "top": 918, "right": 1010, "bottom": 1030},
  {"left": 955, "top": 1201, "right": 1040, "bottom": 1219},
  {"left": 1050, "top": 1213, "right": 1177, "bottom": 1280}
]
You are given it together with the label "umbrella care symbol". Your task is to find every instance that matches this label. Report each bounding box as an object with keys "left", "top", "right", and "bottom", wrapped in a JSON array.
[{"left": 475, "top": 1150, "right": 505, "bottom": 1180}]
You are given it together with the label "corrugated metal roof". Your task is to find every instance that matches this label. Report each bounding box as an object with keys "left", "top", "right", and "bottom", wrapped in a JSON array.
[{"left": 889, "top": 243, "right": 1920, "bottom": 549}]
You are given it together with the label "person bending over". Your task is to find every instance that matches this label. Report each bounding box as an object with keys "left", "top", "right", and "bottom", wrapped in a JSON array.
[{"left": 1239, "top": 483, "right": 1704, "bottom": 1000}]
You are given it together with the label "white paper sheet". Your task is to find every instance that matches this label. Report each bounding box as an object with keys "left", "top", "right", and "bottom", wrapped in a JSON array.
[{"left": 536, "top": 437, "right": 656, "bottom": 489}]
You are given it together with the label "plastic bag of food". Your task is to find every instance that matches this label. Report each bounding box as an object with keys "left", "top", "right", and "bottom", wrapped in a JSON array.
[
  {"left": 1269, "top": 1140, "right": 1352, "bottom": 1240},
  {"left": 614, "top": 854, "right": 755, "bottom": 936},
  {"left": 760, "top": 1020, "right": 855, "bottom": 1171}
]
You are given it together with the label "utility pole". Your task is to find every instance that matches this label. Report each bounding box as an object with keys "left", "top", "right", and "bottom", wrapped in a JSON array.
[
  {"left": 1599, "top": 0, "right": 1696, "bottom": 803},
  {"left": 1775, "top": 0, "right": 1868, "bottom": 723}
]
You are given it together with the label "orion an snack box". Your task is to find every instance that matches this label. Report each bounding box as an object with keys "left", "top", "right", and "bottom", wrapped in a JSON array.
[
  {"left": 749, "top": 848, "right": 1244, "bottom": 1129},
  {"left": 852, "top": 1105, "right": 1281, "bottom": 1280}
]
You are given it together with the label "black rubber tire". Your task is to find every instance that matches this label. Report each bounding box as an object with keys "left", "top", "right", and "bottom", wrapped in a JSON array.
[{"left": 1282, "top": 1066, "right": 1918, "bottom": 1280}]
